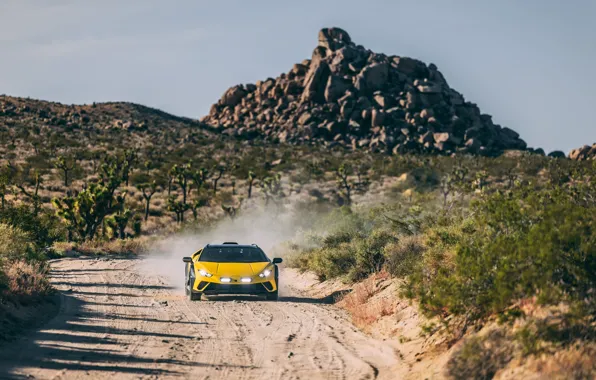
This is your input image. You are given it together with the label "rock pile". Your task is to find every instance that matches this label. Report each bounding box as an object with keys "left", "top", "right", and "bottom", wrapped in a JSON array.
[
  {"left": 569, "top": 143, "right": 596, "bottom": 161},
  {"left": 201, "top": 27, "right": 528, "bottom": 155}
]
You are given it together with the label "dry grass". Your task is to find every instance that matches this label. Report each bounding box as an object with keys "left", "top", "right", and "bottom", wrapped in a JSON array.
[
  {"left": 523, "top": 344, "right": 596, "bottom": 380},
  {"left": 340, "top": 273, "right": 396, "bottom": 328},
  {"left": 69, "top": 238, "right": 149, "bottom": 256},
  {"left": 446, "top": 327, "right": 515, "bottom": 380},
  {"left": 2, "top": 260, "right": 53, "bottom": 302}
]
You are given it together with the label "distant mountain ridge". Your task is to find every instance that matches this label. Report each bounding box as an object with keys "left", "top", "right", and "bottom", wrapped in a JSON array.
[{"left": 201, "top": 27, "right": 530, "bottom": 156}]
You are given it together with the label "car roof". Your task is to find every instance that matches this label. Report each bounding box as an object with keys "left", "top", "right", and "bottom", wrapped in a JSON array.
[{"left": 204, "top": 243, "right": 260, "bottom": 249}]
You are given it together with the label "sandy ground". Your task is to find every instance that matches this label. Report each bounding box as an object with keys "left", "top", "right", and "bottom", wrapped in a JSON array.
[{"left": 0, "top": 256, "right": 401, "bottom": 379}]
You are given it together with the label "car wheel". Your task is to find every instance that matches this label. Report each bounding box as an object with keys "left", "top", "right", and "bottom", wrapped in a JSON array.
[
  {"left": 189, "top": 291, "right": 202, "bottom": 301},
  {"left": 266, "top": 290, "right": 278, "bottom": 301}
]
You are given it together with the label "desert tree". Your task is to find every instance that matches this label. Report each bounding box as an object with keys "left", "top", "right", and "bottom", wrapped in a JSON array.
[
  {"left": 137, "top": 181, "right": 159, "bottom": 221},
  {"left": 335, "top": 163, "right": 354, "bottom": 205},
  {"left": 261, "top": 173, "right": 283, "bottom": 206},
  {"left": 190, "top": 166, "right": 211, "bottom": 195},
  {"left": 167, "top": 196, "right": 190, "bottom": 223},
  {"left": 439, "top": 174, "right": 454, "bottom": 208},
  {"left": 170, "top": 163, "right": 192, "bottom": 204},
  {"left": 7, "top": 162, "right": 43, "bottom": 213},
  {"left": 474, "top": 170, "right": 489, "bottom": 192},
  {"left": 211, "top": 164, "right": 226, "bottom": 195},
  {"left": 247, "top": 170, "right": 256, "bottom": 199},
  {"left": 189, "top": 192, "right": 210, "bottom": 221},
  {"left": 54, "top": 154, "right": 77, "bottom": 187},
  {"left": 120, "top": 148, "right": 138, "bottom": 186}
]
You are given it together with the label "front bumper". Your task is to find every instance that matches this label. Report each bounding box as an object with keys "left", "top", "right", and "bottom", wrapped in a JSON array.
[
  {"left": 198, "top": 282, "right": 274, "bottom": 295},
  {"left": 191, "top": 277, "right": 277, "bottom": 294}
]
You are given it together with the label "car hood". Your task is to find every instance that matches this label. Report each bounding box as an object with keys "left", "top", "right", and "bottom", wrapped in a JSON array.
[{"left": 197, "top": 262, "right": 270, "bottom": 277}]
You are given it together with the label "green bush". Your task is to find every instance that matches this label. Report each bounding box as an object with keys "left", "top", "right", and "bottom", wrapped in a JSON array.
[
  {"left": 0, "top": 205, "right": 64, "bottom": 252},
  {"left": 0, "top": 224, "right": 34, "bottom": 262},
  {"left": 384, "top": 235, "right": 425, "bottom": 278},
  {"left": 308, "top": 245, "right": 357, "bottom": 281},
  {"left": 350, "top": 229, "right": 397, "bottom": 281},
  {"left": 407, "top": 183, "right": 596, "bottom": 321}
]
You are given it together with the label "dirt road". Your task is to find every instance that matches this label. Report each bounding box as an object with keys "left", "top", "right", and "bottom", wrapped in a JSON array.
[{"left": 0, "top": 256, "right": 400, "bottom": 379}]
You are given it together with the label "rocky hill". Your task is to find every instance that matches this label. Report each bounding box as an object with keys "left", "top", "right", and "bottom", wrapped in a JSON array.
[
  {"left": 202, "top": 27, "right": 528, "bottom": 156},
  {"left": 569, "top": 143, "right": 596, "bottom": 161},
  {"left": 0, "top": 95, "right": 214, "bottom": 136}
]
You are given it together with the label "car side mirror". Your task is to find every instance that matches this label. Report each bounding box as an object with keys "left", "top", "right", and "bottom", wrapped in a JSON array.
[
  {"left": 272, "top": 258, "right": 283, "bottom": 264},
  {"left": 182, "top": 257, "right": 192, "bottom": 263}
]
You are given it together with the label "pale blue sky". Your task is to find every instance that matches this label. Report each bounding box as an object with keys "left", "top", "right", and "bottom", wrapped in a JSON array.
[{"left": 1, "top": 1, "right": 594, "bottom": 153}]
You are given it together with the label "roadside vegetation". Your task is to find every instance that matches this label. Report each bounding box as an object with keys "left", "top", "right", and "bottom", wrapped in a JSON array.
[
  {"left": 2, "top": 95, "right": 595, "bottom": 376},
  {"left": 286, "top": 156, "right": 596, "bottom": 378}
]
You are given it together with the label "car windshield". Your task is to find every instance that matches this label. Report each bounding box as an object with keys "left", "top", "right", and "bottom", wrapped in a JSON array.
[{"left": 199, "top": 247, "right": 268, "bottom": 263}]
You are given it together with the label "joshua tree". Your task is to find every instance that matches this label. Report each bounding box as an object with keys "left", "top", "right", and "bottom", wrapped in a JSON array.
[
  {"left": 121, "top": 148, "right": 138, "bottom": 186},
  {"left": 54, "top": 154, "right": 77, "bottom": 187},
  {"left": 261, "top": 173, "right": 283, "bottom": 206},
  {"left": 189, "top": 193, "right": 209, "bottom": 221},
  {"left": 211, "top": 165, "right": 226, "bottom": 195},
  {"left": 440, "top": 174, "right": 454, "bottom": 208},
  {"left": 8, "top": 162, "right": 43, "bottom": 213},
  {"left": 190, "top": 166, "right": 211, "bottom": 195},
  {"left": 335, "top": 163, "right": 353, "bottom": 205},
  {"left": 170, "top": 163, "right": 192, "bottom": 204},
  {"left": 167, "top": 196, "right": 190, "bottom": 223},
  {"left": 474, "top": 170, "right": 489, "bottom": 192},
  {"left": 137, "top": 181, "right": 158, "bottom": 221},
  {"left": 247, "top": 170, "right": 256, "bottom": 199}
]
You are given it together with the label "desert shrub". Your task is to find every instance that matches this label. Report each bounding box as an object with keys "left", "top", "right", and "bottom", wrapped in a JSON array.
[
  {"left": 407, "top": 182, "right": 596, "bottom": 323},
  {"left": 307, "top": 245, "right": 356, "bottom": 281},
  {"left": 350, "top": 229, "right": 397, "bottom": 281},
  {"left": 384, "top": 235, "right": 425, "bottom": 278},
  {"left": 0, "top": 224, "right": 34, "bottom": 262},
  {"left": 2, "top": 260, "right": 53, "bottom": 303},
  {"left": 447, "top": 328, "right": 514, "bottom": 380},
  {"left": 0, "top": 205, "right": 64, "bottom": 251},
  {"left": 76, "top": 238, "right": 148, "bottom": 255}
]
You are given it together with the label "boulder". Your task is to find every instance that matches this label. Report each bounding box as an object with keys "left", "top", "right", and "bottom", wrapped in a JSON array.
[
  {"left": 301, "top": 61, "right": 331, "bottom": 103},
  {"left": 318, "top": 27, "right": 352, "bottom": 52},
  {"left": 354, "top": 63, "right": 389, "bottom": 92},
  {"left": 220, "top": 86, "right": 247, "bottom": 107},
  {"left": 391, "top": 57, "right": 427, "bottom": 77},
  {"left": 324, "top": 75, "right": 351, "bottom": 103},
  {"left": 569, "top": 143, "right": 596, "bottom": 161}
]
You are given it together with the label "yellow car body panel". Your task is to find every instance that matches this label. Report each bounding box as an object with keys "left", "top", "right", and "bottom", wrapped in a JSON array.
[
  {"left": 191, "top": 261, "right": 277, "bottom": 292},
  {"left": 185, "top": 246, "right": 279, "bottom": 295}
]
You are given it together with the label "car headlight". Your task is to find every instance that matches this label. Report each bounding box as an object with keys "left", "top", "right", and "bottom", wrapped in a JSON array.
[
  {"left": 241, "top": 277, "right": 252, "bottom": 283},
  {"left": 259, "top": 269, "right": 272, "bottom": 278},
  {"left": 198, "top": 269, "right": 213, "bottom": 278},
  {"left": 220, "top": 277, "right": 231, "bottom": 283}
]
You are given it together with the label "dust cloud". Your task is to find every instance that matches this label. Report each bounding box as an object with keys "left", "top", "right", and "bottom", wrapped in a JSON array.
[{"left": 140, "top": 203, "right": 317, "bottom": 294}]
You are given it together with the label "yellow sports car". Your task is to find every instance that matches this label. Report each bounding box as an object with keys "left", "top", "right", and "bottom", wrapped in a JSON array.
[{"left": 183, "top": 242, "right": 283, "bottom": 301}]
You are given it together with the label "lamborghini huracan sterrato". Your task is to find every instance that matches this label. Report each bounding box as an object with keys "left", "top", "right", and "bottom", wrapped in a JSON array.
[{"left": 182, "top": 242, "right": 283, "bottom": 301}]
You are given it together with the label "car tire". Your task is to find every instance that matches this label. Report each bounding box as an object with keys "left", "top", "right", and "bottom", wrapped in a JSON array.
[
  {"left": 266, "top": 266, "right": 279, "bottom": 301},
  {"left": 189, "top": 291, "right": 202, "bottom": 301},
  {"left": 187, "top": 272, "right": 201, "bottom": 301},
  {"left": 266, "top": 290, "right": 278, "bottom": 301}
]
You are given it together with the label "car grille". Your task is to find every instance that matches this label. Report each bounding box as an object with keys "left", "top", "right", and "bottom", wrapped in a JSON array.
[{"left": 203, "top": 283, "right": 269, "bottom": 294}]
